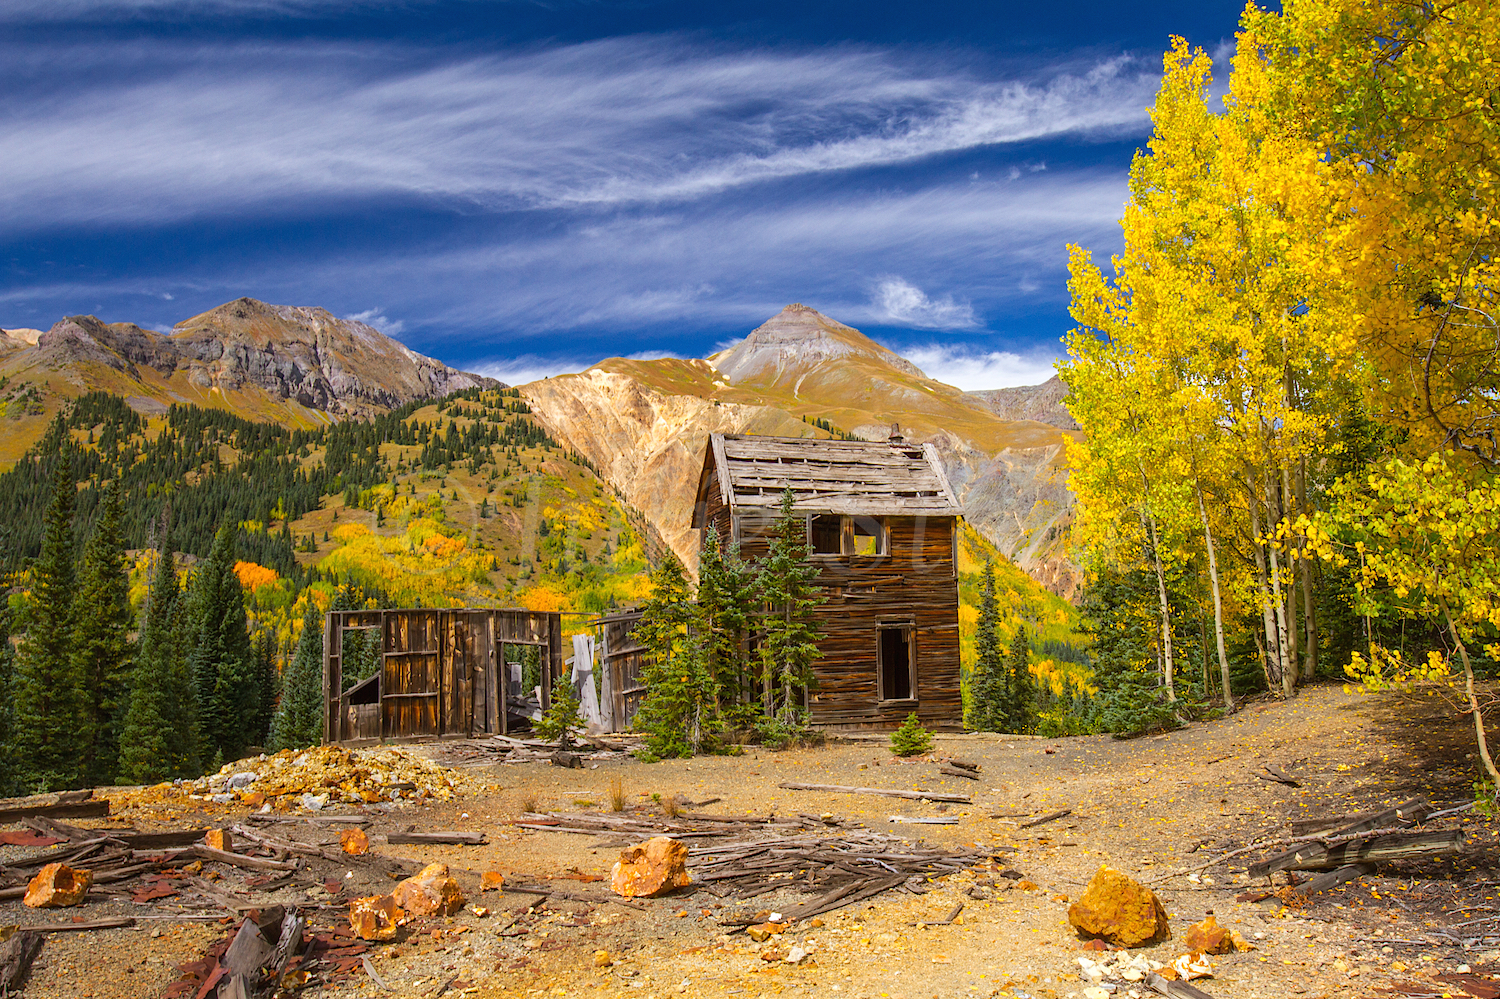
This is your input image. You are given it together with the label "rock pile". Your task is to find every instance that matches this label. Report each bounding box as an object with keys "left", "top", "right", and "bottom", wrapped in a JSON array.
[{"left": 111, "top": 745, "right": 476, "bottom": 813}]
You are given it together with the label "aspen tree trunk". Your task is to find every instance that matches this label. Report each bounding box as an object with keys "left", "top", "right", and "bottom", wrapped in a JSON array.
[
  {"left": 1277, "top": 464, "right": 1299, "bottom": 688},
  {"left": 1197, "top": 483, "right": 1235, "bottom": 711},
  {"left": 1264, "top": 473, "right": 1295, "bottom": 698},
  {"left": 1142, "top": 508, "right": 1176, "bottom": 703},
  {"left": 1297, "top": 458, "right": 1319, "bottom": 679},
  {"left": 1439, "top": 599, "right": 1500, "bottom": 788},
  {"left": 1247, "top": 475, "right": 1281, "bottom": 693}
]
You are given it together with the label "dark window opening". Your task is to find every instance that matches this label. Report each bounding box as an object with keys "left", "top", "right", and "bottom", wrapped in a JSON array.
[
  {"left": 879, "top": 626, "right": 913, "bottom": 701},
  {"left": 810, "top": 514, "right": 842, "bottom": 554}
]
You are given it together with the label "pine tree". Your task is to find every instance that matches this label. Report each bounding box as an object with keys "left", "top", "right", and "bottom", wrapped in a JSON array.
[
  {"left": 755, "top": 487, "right": 826, "bottom": 718},
  {"left": 633, "top": 551, "right": 708, "bottom": 758},
  {"left": 0, "top": 582, "right": 17, "bottom": 797},
  {"left": 269, "top": 601, "right": 325, "bottom": 751},
  {"left": 696, "top": 525, "right": 756, "bottom": 722},
  {"left": 189, "top": 524, "right": 258, "bottom": 762},
  {"left": 119, "top": 540, "right": 202, "bottom": 783},
  {"left": 72, "top": 476, "right": 135, "bottom": 786},
  {"left": 11, "top": 447, "right": 84, "bottom": 791},
  {"left": 968, "top": 557, "right": 1008, "bottom": 732},
  {"left": 250, "top": 629, "right": 279, "bottom": 749},
  {"left": 1004, "top": 629, "right": 1036, "bottom": 734}
]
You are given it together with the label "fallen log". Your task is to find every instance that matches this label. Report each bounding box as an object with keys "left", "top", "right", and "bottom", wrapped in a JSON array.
[
  {"left": 11, "top": 918, "right": 135, "bottom": 933},
  {"left": 938, "top": 764, "right": 981, "bottom": 782},
  {"left": 385, "top": 831, "right": 486, "bottom": 846},
  {"left": 0, "top": 799, "right": 109, "bottom": 823},
  {"left": 1285, "top": 830, "right": 1465, "bottom": 872},
  {"left": 1291, "top": 862, "right": 1377, "bottom": 897},
  {"left": 777, "top": 782, "right": 971, "bottom": 804},
  {"left": 1246, "top": 796, "right": 1434, "bottom": 878},
  {"left": 1287, "top": 798, "right": 1430, "bottom": 839},
  {"left": 0, "top": 930, "right": 43, "bottom": 991}
]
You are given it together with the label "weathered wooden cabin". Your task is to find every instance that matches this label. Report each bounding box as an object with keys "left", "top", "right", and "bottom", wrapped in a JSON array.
[
  {"left": 691, "top": 431, "right": 965, "bottom": 730},
  {"left": 323, "top": 608, "right": 564, "bottom": 745}
]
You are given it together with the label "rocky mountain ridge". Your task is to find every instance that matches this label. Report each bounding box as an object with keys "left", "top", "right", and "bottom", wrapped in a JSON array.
[{"left": 520, "top": 304, "right": 1079, "bottom": 597}]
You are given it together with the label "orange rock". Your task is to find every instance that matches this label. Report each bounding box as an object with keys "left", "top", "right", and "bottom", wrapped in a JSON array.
[
  {"left": 203, "top": 829, "right": 233, "bottom": 852},
  {"left": 611, "top": 837, "right": 691, "bottom": 898},
  {"left": 23, "top": 863, "right": 92, "bottom": 908},
  {"left": 339, "top": 829, "right": 370, "bottom": 855},
  {"left": 348, "top": 894, "right": 405, "bottom": 941},
  {"left": 747, "top": 923, "right": 786, "bottom": 942},
  {"left": 392, "top": 863, "right": 466, "bottom": 917},
  {"left": 1183, "top": 914, "right": 1233, "bottom": 955},
  {"left": 1016, "top": 880, "right": 1039, "bottom": 892},
  {"left": 480, "top": 871, "right": 505, "bottom": 892},
  {"left": 1067, "top": 866, "right": 1171, "bottom": 948},
  {"left": 241, "top": 791, "right": 266, "bottom": 808}
]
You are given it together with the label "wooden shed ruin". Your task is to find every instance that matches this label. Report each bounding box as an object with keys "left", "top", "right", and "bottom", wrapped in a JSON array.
[
  {"left": 323, "top": 608, "right": 564, "bottom": 745},
  {"left": 691, "top": 431, "right": 965, "bottom": 730}
]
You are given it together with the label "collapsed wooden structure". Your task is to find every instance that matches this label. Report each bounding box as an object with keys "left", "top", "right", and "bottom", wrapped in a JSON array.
[
  {"left": 323, "top": 608, "right": 564, "bottom": 744},
  {"left": 691, "top": 431, "right": 965, "bottom": 730}
]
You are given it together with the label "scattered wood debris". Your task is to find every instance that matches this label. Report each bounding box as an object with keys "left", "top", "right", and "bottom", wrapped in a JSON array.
[{"left": 776, "top": 781, "right": 971, "bottom": 804}]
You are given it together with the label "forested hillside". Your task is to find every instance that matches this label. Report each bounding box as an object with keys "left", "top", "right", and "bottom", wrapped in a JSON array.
[{"left": 1060, "top": 0, "right": 1499, "bottom": 788}]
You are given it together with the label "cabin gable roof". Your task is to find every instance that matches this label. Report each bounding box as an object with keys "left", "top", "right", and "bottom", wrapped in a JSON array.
[{"left": 692, "top": 433, "right": 963, "bottom": 525}]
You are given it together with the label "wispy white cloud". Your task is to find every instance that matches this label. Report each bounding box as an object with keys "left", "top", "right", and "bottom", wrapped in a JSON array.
[
  {"left": 344, "top": 307, "right": 404, "bottom": 336},
  {"left": 471, "top": 354, "right": 587, "bottom": 387},
  {"left": 871, "top": 277, "right": 978, "bottom": 329},
  {"left": 0, "top": 36, "right": 1156, "bottom": 228},
  {"left": 0, "top": 0, "right": 452, "bottom": 21},
  {"left": 899, "top": 343, "right": 1059, "bottom": 391}
]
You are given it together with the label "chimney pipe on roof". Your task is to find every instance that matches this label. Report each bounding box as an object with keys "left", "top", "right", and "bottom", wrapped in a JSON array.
[{"left": 888, "top": 422, "right": 904, "bottom": 442}]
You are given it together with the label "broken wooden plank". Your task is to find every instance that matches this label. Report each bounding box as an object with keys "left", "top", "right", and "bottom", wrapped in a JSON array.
[
  {"left": 0, "top": 799, "right": 109, "bottom": 824},
  {"left": 946, "top": 759, "right": 980, "bottom": 772},
  {"left": 1254, "top": 766, "right": 1301, "bottom": 788},
  {"left": 938, "top": 764, "right": 981, "bottom": 781},
  {"left": 1288, "top": 830, "right": 1465, "bottom": 871},
  {"left": 0, "top": 930, "right": 43, "bottom": 991},
  {"left": 194, "top": 844, "right": 299, "bottom": 871},
  {"left": 12, "top": 918, "right": 135, "bottom": 933},
  {"left": 385, "top": 831, "right": 486, "bottom": 846},
  {"left": 1018, "top": 809, "right": 1072, "bottom": 830},
  {"left": 777, "top": 782, "right": 971, "bottom": 804},
  {"left": 889, "top": 816, "right": 960, "bottom": 825},
  {"left": 1290, "top": 862, "right": 1377, "bottom": 897}
]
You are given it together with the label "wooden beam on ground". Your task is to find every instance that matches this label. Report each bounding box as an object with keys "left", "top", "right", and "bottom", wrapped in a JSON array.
[
  {"left": 777, "top": 782, "right": 971, "bottom": 804},
  {"left": 1291, "top": 863, "right": 1377, "bottom": 898},
  {"left": 385, "top": 831, "right": 486, "bottom": 846},
  {"left": 0, "top": 800, "right": 109, "bottom": 824},
  {"left": 1288, "top": 830, "right": 1465, "bottom": 871},
  {"left": 0, "top": 931, "right": 43, "bottom": 991}
]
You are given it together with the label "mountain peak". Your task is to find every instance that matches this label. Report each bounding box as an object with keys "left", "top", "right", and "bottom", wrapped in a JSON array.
[{"left": 712, "top": 304, "right": 925, "bottom": 385}]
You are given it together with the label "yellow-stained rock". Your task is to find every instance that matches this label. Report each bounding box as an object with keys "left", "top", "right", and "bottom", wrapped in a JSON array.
[
  {"left": 1183, "top": 914, "right": 1233, "bottom": 955},
  {"left": 392, "top": 862, "right": 466, "bottom": 917},
  {"left": 480, "top": 871, "right": 505, "bottom": 892},
  {"left": 203, "top": 829, "right": 233, "bottom": 852},
  {"left": 610, "top": 836, "right": 691, "bottom": 898},
  {"left": 1067, "top": 866, "right": 1171, "bottom": 947},
  {"left": 348, "top": 894, "right": 405, "bottom": 941},
  {"left": 23, "top": 864, "right": 92, "bottom": 908},
  {"left": 339, "top": 828, "right": 370, "bottom": 855},
  {"left": 747, "top": 922, "right": 787, "bottom": 942}
]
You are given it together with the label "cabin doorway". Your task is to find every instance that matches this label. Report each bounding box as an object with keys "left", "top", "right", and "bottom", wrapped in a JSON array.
[{"left": 878, "top": 624, "right": 915, "bottom": 702}]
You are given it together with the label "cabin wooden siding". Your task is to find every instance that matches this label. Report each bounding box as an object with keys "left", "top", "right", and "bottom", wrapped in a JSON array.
[
  {"left": 323, "top": 607, "right": 564, "bottom": 745},
  {"left": 692, "top": 433, "right": 965, "bottom": 731}
]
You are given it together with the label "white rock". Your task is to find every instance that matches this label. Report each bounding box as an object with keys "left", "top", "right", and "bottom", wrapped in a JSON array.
[
  {"left": 226, "top": 772, "right": 258, "bottom": 789},
  {"left": 785, "top": 946, "right": 810, "bottom": 965},
  {"left": 209, "top": 793, "right": 235, "bottom": 804},
  {"left": 299, "top": 792, "right": 328, "bottom": 811},
  {"left": 1084, "top": 988, "right": 1111, "bottom": 999}
]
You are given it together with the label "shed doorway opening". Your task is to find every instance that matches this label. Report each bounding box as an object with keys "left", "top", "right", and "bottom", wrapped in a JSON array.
[{"left": 878, "top": 624, "right": 915, "bottom": 702}]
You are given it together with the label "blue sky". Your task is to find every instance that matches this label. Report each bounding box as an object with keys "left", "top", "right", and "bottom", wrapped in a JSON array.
[{"left": 0, "top": 0, "right": 1252, "bottom": 390}]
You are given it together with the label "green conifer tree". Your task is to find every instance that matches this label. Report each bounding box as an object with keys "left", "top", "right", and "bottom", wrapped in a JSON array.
[
  {"left": 1005, "top": 629, "right": 1036, "bottom": 734},
  {"left": 119, "top": 540, "right": 203, "bottom": 782},
  {"left": 633, "top": 551, "right": 708, "bottom": 758},
  {"left": 696, "top": 525, "right": 756, "bottom": 723},
  {"left": 0, "top": 585, "right": 17, "bottom": 797},
  {"left": 11, "top": 448, "right": 84, "bottom": 791},
  {"left": 250, "top": 628, "right": 279, "bottom": 748},
  {"left": 755, "top": 487, "right": 826, "bottom": 718},
  {"left": 269, "top": 601, "right": 325, "bottom": 751},
  {"left": 968, "top": 557, "right": 1009, "bottom": 732},
  {"left": 72, "top": 476, "right": 135, "bottom": 786},
  {"left": 189, "top": 524, "right": 259, "bottom": 762}
]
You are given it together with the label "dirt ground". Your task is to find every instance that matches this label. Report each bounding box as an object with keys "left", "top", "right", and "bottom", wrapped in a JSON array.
[{"left": 4, "top": 682, "right": 1498, "bottom": 999}]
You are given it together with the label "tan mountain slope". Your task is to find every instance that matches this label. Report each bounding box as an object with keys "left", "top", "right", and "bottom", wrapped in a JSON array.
[
  {"left": 0, "top": 298, "right": 496, "bottom": 462},
  {"left": 522, "top": 304, "right": 1079, "bottom": 597}
]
